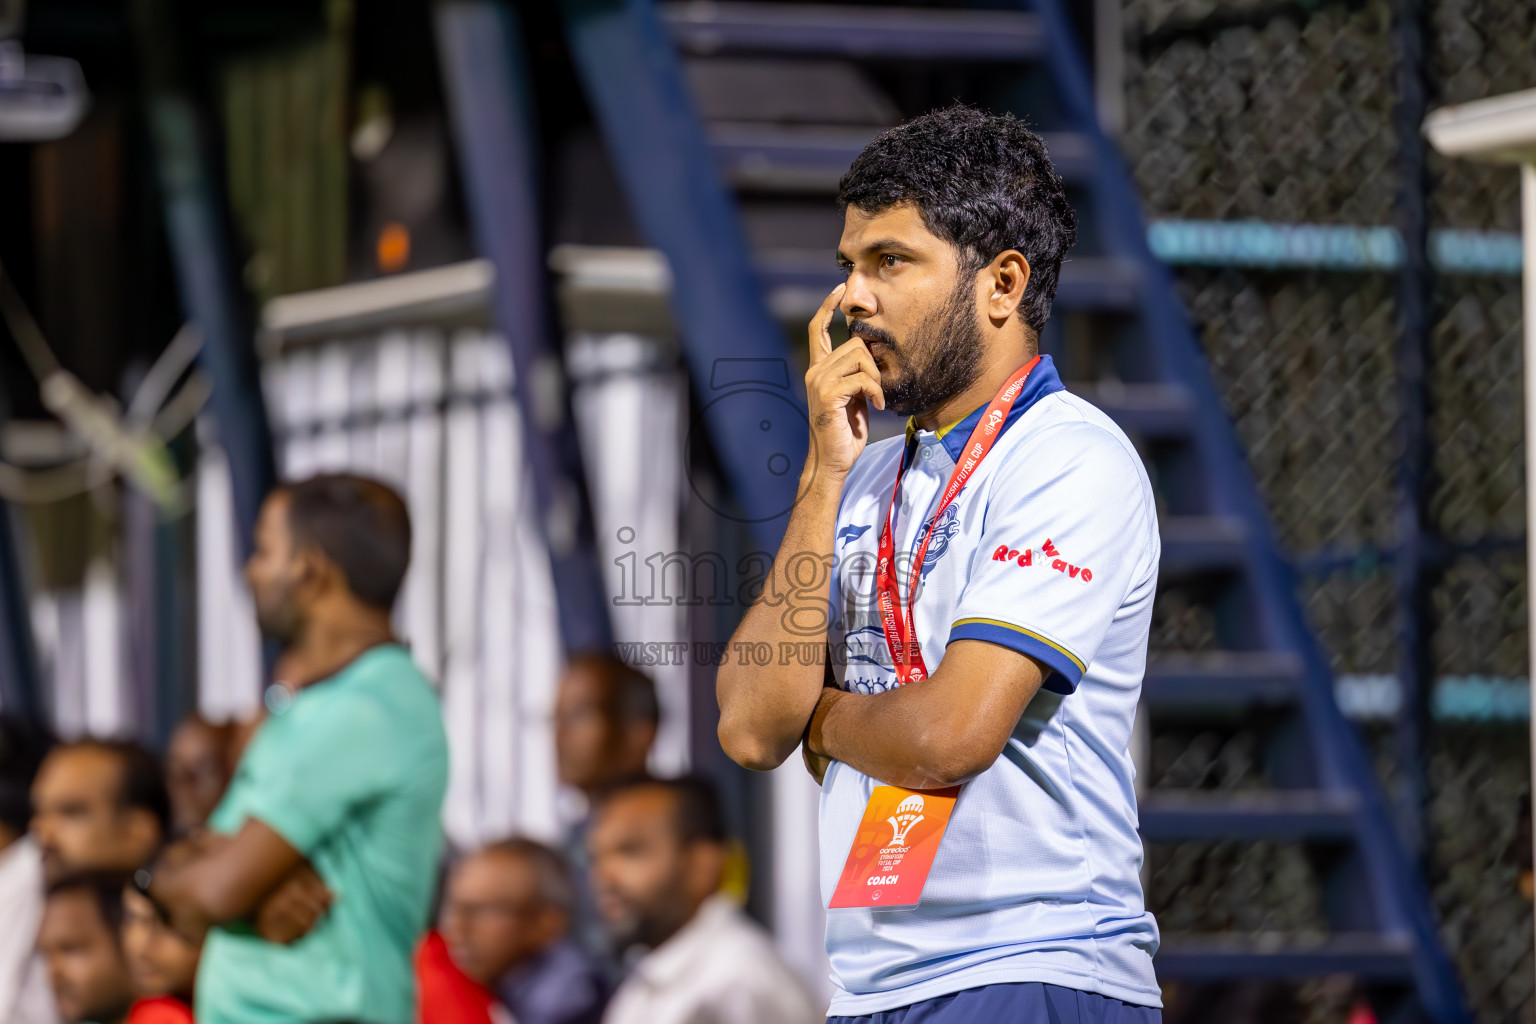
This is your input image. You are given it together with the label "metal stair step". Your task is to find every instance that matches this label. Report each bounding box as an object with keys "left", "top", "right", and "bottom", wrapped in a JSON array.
[
  {"left": 1142, "top": 650, "right": 1305, "bottom": 713},
  {"left": 1139, "top": 790, "right": 1359, "bottom": 842},
  {"left": 710, "top": 122, "right": 1093, "bottom": 190},
  {"left": 1066, "top": 381, "right": 1194, "bottom": 439},
  {"left": 1159, "top": 515, "right": 1248, "bottom": 578},
  {"left": 661, "top": 2, "right": 1045, "bottom": 60},
  {"left": 757, "top": 250, "right": 1142, "bottom": 316},
  {"left": 1155, "top": 933, "right": 1416, "bottom": 981}
]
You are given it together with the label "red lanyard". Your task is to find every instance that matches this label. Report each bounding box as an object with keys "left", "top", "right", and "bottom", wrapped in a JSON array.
[{"left": 875, "top": 357, "right": 1040, "bottom": 685}]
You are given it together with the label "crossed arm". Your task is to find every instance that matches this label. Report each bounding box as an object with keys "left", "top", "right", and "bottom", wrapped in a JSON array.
[
  {"left": 718, "top": 487, "right": 1046, "bottom": 791},
  {"left": 149, "top": 820, "right": 331, "bottom": 944},
  {"left": 802, "top": 641, "right": 1045, "bottom": 789}
]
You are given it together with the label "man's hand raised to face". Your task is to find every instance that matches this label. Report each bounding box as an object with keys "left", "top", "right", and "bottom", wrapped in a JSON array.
[
  {"left": 716, "top": 284, "right": 878, "bottom": 772},
  {"left": 805, "top": 283, "right": 884, "bottom": 481}
]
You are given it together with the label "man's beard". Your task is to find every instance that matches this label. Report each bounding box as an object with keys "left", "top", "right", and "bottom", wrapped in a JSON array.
[
  {"left": 254, "top": 576, "right": 303, "bottom": 645},
  {"left": 849, "top": 274, "right": 985, "bottom": 418},
  {"left": 602, "top": 890, "right": 694, "bottom": 953}
]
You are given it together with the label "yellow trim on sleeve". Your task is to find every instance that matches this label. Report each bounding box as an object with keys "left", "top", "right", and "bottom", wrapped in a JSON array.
[{"left": 951, "top": 617, "right": 1087, "bottom": 673}]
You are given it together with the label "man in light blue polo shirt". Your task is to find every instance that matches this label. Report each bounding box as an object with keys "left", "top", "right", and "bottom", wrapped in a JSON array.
[
  {"left": 145, "top": 474, "right": 448, "bottom": 1024},
  {"left": 717, "top": 106, "right": 1161, "bottom": 1021}
]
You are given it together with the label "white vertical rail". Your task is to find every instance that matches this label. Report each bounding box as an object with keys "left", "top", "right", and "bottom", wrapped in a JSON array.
[
  {"left": 346, "top": 339, "right": 381, "bottom": 475},
  {"left": 312, "top": 341, "right": 352, "bottom": 471},
  {"left": 43, "top": 593, "right": 85, "bottom": 737},
  {"left": 373, "top": 331, "right": 414, "bottom": 491},
  {"left": 195, "top": 432, "right": 261, "bottom": 722},
  {"left": 28, "top": 594, "right": 59, "bottom": 723},
  {"left": 279, "top": 349, "right": 319, "bottom": 480},
  {"left": 441, "top": 331, "right": 487, "bottom": 848},
  {"left": 477, "top": 332, "right": 522, "bottom": 841},
  {"left": 82, "top": 559, "right": 127, "bottom": 737},
  {"left": 510, "top": 444, "right": 562, "bottom": 841},
  {"left": 402, "top": 331, "right": 446, "bottom": 682},
  {"left": 569, "top": 333, "right": 690, "bottom": 776}
]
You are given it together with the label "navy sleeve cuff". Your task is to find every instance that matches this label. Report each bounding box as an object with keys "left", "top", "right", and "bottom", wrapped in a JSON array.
[{"left": 948, "top": 618, "right": 1085, "bottom": 694}]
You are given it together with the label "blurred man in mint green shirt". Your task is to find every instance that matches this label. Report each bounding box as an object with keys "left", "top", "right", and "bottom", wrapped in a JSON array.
[{"left": 145, "top": 475, "right": 448, "bottom": 1024}]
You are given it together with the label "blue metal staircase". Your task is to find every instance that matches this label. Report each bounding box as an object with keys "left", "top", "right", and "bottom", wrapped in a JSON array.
[{"left": 553, "top": 0, "right": 1471, "bottom": 1019}]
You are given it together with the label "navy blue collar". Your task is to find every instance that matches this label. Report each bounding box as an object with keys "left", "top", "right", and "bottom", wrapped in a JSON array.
[{"left": 905, "top": 354, "right": 1065, "bottom": 462}]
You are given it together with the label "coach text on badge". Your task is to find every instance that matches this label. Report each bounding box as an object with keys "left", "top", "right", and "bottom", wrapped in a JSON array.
[{"left": 829, "top": 785, "right": 961, "bottom": 909}]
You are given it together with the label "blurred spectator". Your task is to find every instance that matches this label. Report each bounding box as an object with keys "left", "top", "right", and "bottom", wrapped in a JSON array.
[
  {"left": 36, "top": 872, "right": 135, "bottom": 1024},
  {"left": 554, "top": 656, "right": 658, "bottom": 964},
  {"left": 144, "top": 474, "right": 448, "bottom": 1024},
  {"left": 163, "top": 716, "right": 235, "bottom": 836},
  {"left": 0, "top": 714, "right": 58, "bottom": 1024},
  {"left": 120, "top": 882, "right": 197, "bottom": 1024},
  {"left": 429, "top": 839, "right": 606, "bottom": 1024},
  {"left": 590, "top": 778, "right": 819, "bottom": 1024},
  {"left": 554, "top": 656, "right": 659, "bottom": 799},
  {"left": 31, "top": 741, "right": 169, "bottom": 884}
]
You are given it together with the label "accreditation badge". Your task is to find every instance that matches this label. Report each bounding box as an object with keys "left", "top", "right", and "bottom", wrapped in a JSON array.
[{"left": 829, "top": 785, "right": 960, "bottom": 909}]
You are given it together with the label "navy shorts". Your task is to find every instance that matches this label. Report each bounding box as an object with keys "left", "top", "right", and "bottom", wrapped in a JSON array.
[{"left": 828, "top": 982, "right": 1162, "bottom": 1023}]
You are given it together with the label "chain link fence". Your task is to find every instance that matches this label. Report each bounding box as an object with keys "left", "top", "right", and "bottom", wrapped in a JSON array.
[{"left": 1123, "top": 0, "right": 1536, "bottom": 1019}]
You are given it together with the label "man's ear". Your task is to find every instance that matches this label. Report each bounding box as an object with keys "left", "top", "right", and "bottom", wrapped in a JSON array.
[
  {"left": 984, "top": 250, "right": 1031, "bottom": 324},
  {"left": 294, "top": 545, "right": 338, "bottom": 600},
  {"left": 685, "top": 840, "right": 728, "bottom": 902},
  {"left": 622, "top": 720, "right": 657, "bottom": 772}
]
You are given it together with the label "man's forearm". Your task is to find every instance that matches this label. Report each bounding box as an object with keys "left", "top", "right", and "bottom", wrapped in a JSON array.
[
  {"left": 806, "top": 686, "right": 970, "bottom": 789},
  {"left": 716, "top": 466, "right": 845, "bottom": 770},
  {"left": 147, "top": 819, "right": 308, "bottom": 940},
  {"left": 146, "top": 840, "right": 224, "bottom": 940},
  {"left": 806, "top": 642, "right": 1046, "bottom": 789}
]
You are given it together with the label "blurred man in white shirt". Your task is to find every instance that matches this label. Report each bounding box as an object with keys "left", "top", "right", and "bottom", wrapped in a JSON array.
[{"left": 590, "top": 777, "right": 819, "bottom": 1024}]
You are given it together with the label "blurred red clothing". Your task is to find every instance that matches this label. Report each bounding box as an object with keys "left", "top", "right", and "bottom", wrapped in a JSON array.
[
  {"left": 416, "top": 929, "right": 500, "bottom": 1024},
  {"left": 1347, "top": 1002, "right": 1379, "bottom": 1024},
  {"left": 126, "top": 996, "right": 194, "bottom": 1024}
]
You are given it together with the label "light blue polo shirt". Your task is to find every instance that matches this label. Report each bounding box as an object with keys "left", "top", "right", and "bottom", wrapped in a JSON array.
[{"left": 822, "top": 355, "right": 1162, "bottom": 1014}]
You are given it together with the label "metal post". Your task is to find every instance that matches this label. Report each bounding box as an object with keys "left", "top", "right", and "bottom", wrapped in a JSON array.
[
  {"left": 1522, "top": 160, "right": 1536, "bottom": 982},
  {"left": 557, "top": 0, "right": 807, "bottom": 554},
  {"left": 1389, "top": 0, "right": 1433, "bottom": 857},
  {"left": 124, "top": 485, "right": 192, "bottom": 748},
  {"left": 435, "top": 1, "right": 613, "bottom": 655},
  {"left": 0, "top": 501, "right": 38, "bottom": 718},
  {"left": 131, "top": 0, "right": 277, "bottom": 559}
]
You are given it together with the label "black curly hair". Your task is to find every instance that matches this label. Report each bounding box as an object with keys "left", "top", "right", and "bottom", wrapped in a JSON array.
[{"left": 837, "top": 105, "right": 1078, "bottom": 336}]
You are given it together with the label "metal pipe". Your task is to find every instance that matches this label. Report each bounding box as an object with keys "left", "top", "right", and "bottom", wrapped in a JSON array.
[
  {"left": 435, "top": 1, "right": 613, "bottom": 655},
  {"left": 1522, "top": 160, "right": 1536, "bottom": 984},
  {"left": 0, "top": 500, "right": 37, "bottom": 718},
  {"left": 557, "top": 0, "right": 807, "bottom": 555},
  {"left": 131, "top": 0, "right": 277, "bottom": 559},
  {"left": 1389, "top": 0, "right": 1433, "bottom": 857}
]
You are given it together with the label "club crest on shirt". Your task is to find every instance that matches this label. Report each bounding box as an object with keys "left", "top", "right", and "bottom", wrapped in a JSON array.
[
  {"left": 839, "top": 625, "right": 899, "bottom": 694},
  {"left": 913, "top": 504, "right": 962, "bottom": 577}
]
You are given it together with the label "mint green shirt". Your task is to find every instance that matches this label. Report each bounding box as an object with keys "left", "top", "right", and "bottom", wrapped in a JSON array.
[{"left": 197, "top": 645, "right": 449, "bottom": 1024}]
